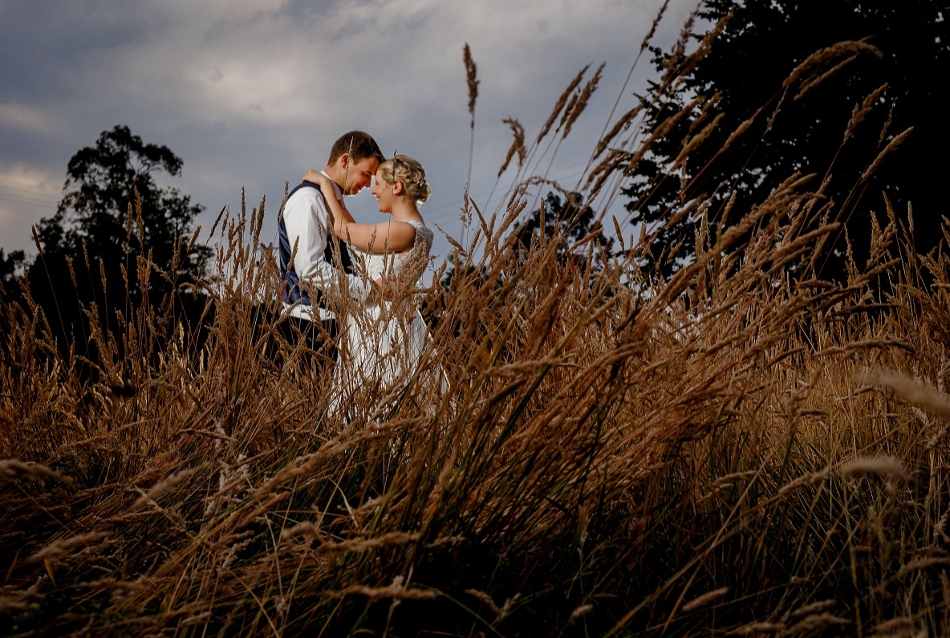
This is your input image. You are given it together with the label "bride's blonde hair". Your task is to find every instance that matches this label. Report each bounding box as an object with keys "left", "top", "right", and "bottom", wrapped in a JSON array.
[{"left": 379, "top": 155, "right": 431, "bottom": 204}]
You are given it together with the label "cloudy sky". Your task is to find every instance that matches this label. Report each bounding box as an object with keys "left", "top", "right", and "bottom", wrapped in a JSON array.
[{"left": 0, "top": 0, "right": 695, "bottom": 276}]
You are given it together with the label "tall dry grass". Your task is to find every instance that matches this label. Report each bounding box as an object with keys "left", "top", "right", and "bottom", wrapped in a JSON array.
[{"left": 2, "top": 11, "right": 950, "bottom": 637}]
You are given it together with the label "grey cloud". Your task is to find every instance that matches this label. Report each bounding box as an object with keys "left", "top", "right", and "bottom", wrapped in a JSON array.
[
  {"left": 0, "top": 0, "right": 694, "bottom": 268},
  {"left": 0, "top": 2, "right": 167, "bottom": 61},
  {"left": 0, "top": 2, "right": 171, "bottom": 105},
  {"left": 277, "top": 0, "right": 346, "bottom": 21}
]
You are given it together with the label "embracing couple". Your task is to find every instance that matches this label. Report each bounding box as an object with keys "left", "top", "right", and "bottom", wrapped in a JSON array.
[{"left": 277, "top": 130, "right": 434, "bottom": 395}]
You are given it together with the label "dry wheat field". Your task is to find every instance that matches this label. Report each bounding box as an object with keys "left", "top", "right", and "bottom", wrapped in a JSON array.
[{"left": 3, "top": 13, "right": 950, "bottom": 638}]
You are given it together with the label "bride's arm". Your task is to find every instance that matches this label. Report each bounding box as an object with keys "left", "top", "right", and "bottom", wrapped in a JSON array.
[
  {"left": 299, "top": 169, "right": 418, "bottom": 254},
  {"left": 300, "top": 170, "right": 356, "bottom": 229},
  {"left": 338, "top": 220, "right": 417, "bottom": 254}
]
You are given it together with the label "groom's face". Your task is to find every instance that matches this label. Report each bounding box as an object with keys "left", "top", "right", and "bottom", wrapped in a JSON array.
[{"left": 341, "top": 156, "right": 379, "bottom": 195}]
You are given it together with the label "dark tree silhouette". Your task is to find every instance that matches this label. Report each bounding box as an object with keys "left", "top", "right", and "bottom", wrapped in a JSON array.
[
  {"left": 0, "top": 249, "right": 25, "bottom": 285},
  {"left": 439, "top": 190, "right": 610, "bottom": 292},
  {"left": 35, "top": 124, "right": 209, "bottom": 278},
  {"left": 624, "top": 0, "right": 949, "bottom": 280},
  {"left": 12, "top": 126, "right": 212, "bottom": 361},
  {"left": 511, "top": 191, "right": 609, "bottom": 263}
]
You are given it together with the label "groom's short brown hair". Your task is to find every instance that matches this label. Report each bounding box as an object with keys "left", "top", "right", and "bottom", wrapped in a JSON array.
[{"left": 328, "top": 131, "right": 384, "bottom": 165}]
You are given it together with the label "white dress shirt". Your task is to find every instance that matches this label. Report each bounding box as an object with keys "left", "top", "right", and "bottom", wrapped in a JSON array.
[{"left": 281, "top": 172, "right": 370, "bottom": 321}]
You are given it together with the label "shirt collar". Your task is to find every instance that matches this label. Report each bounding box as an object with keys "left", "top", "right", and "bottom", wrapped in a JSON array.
[{"left": 320, "top": 170, "right": 344, "bottom": 202}]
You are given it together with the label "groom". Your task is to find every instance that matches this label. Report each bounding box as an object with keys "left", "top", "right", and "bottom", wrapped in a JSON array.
[{"left": 277, "top": 130, "right": 384, "bottom": 368}]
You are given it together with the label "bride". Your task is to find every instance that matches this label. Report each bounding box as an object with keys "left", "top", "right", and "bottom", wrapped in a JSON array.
[{"left": 304, "top": 155, "right": 435, "bottom": 394}]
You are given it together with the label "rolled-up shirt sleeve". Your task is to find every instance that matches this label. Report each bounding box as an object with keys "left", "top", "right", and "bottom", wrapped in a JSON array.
[{"left": 282, "top": 188, "right": 371, "bottom": 305}]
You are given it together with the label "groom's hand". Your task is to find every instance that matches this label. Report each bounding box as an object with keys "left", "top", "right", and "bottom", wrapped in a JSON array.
[
  {"left": 369, "top": 279, "right": 384, "bottom": 304},
  {"left": 371, "top": 278, "right": 395, "bottom": 302}
]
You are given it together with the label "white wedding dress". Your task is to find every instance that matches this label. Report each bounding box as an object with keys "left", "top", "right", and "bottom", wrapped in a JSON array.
[{"left": 342, "top": 220, "right": 435, "bottom": 393}]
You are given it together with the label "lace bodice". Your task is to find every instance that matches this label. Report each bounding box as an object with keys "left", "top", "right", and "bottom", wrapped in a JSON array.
[{"left": 352, "top": 220, "right": 432, "bottom": 287}]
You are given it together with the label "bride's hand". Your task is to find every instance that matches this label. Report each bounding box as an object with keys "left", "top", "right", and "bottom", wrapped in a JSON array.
[
  {"left": 302, "top": 170, "right": 336, "bottom": 201},
  {"left": 302, "top": 170, "right": 341, "bottom": 205},
  {"left": 301, "top": 170, "right": 356, "bottom": 232}
]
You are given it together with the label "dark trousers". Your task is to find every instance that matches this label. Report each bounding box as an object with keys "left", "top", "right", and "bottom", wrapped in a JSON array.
[{"left": 277, "top": 315, "right": 339, "bottom": 373}]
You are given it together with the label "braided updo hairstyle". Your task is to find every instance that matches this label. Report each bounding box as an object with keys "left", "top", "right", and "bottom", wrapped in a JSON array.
[{"left": 378, "top": 155, "right": 431, "bottom": 204}]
